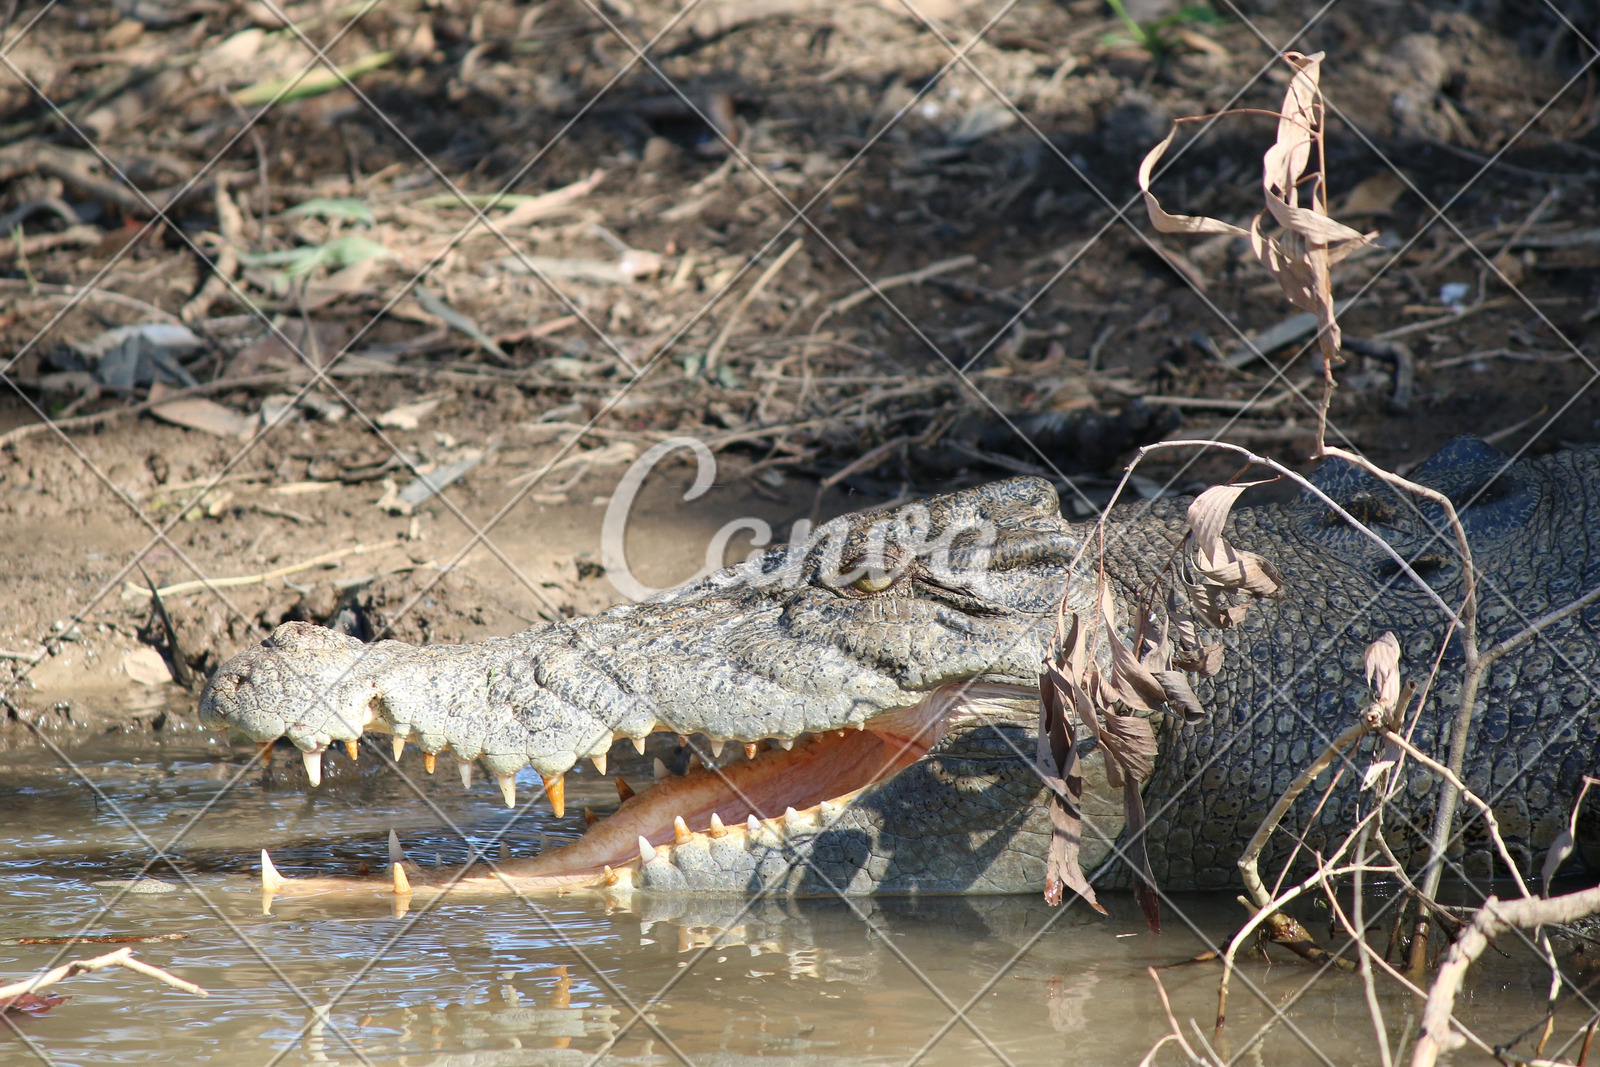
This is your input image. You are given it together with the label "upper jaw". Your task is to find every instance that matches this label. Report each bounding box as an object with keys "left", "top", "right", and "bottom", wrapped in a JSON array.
[{"left": 199, "top": 474, "right": 1079, "bottom": 792}]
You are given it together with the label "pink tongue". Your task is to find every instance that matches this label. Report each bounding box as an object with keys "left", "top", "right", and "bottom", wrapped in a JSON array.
[{"left": 510, "top": 711, "right": 947, "bottom": 881}]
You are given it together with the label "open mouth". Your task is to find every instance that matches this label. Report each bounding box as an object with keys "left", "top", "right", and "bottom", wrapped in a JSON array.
[{"left": 260, "top": 681, "right": 1033, "bottom": 903}]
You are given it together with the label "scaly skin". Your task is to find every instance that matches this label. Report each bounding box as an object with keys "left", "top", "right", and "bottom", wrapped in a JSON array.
[{"left": 201, "top": 439, "right": 1600, "bottom": 897}]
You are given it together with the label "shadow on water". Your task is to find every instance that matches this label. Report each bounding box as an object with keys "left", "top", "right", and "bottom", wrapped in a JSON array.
[{"left": 0, "top": 736, "right": 1577, "bottom": 1065}]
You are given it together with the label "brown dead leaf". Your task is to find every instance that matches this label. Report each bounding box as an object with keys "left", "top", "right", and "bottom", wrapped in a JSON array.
[
  {"left": 1037, "top": 666, "right": 1106, "bottom": 913},
  {"left": 1156, "top": 670, "right": 1207, "bottom": 723},
  {"left": 1101, "top": 588, "right": 1169, "bottom": 712},
  {"left": 1139, "top": 126, "right": 1251, "bottom": 240},
  {"left": 1542, "top": 775, "right": 1600, "bottom": 896},
  {"left": 1185, "top": 481, "right": 1269, "bottom": 558},
  {"left": 2, "top": 992, "right": 70, "bottom": 1015},
  {"left": 1195, "top": 542, "right": 1283, "bottom": 597},
  {"left": 1363, "top": 631, "right": 1402, "bottom": 718}
]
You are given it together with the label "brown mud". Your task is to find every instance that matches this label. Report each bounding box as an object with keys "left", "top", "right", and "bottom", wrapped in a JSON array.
[{"left": 2, "top": 0, "right": 1598, "bottom": 744}]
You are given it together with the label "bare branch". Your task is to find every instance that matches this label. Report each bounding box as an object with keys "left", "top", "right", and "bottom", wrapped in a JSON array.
[{"left": 1413, "top": 887, "right": 1600, "bottom": 1067}]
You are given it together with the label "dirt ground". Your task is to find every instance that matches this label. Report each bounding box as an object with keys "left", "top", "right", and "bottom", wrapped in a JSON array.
[{"left": 2, "top": 0, "right": 1598, "bottom": 742}]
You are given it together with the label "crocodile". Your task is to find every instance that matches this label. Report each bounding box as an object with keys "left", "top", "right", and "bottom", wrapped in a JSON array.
[{"left": 199, "top": 438, "right": 1600, "bottom": 903}]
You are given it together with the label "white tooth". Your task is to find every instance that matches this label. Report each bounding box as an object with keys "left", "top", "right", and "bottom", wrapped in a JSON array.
[
  {"left": 856, "top": 721, "right": 866, "bottom": 731},
  {"left": 388, "top": 829, "right": 406, "bottom": 865},
  {"left": 632, "top": 735, "right": 647, "bottom": 755},
  {"left": 747, "top": 815, "right": 761, "bottom": 834},
  {"left": 458, "top": 761, "right": 473, "bottom": 789},
  {"left": 711, "top": 738, "right": 725, "bottom": 758},
  {"left": 261, "top": 849, "right": 286, "bottom": 893},
  {"left": 498, "top": 774, "right": 516, "bottom": 808},
  {"left": 653, "top": 758, "right": 669, "bottom": 781},
  {"left": 302, "top": 750, "right": 323, "bottom": 787},
  {"left": 592, "top": 751, "right": 608, "bottom": 775},
  {"left": 638, "top": 836, "right": 657, "bottom": 864},
  {"left": 779, "top": 738, "right": 794, "bottom": 751},
  {"left": 687, "top": 755, "right": 702, "bottom": 773},
  {"left": 391, "top": 735, "right": 406, "bottom": 760},
  {"left": 710, "top": 812, "right": 726, "bottom": 835},
  {"left": 674, "top": 816, "right": 691, "bottom": 844},
  {"left": 819, "top": 801, "right": 842, "bottom": 824}
]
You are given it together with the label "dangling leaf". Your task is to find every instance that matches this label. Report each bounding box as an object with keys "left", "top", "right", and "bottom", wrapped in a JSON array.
[
  {"left": 1037, "top": 667, "right": 1106, "bottom": 913},
  {"left": 1156, "top": 670, "right": 1207, "bottom": 723},
  {"left": 1102, "top": 587, "right": 1170, "bottom": 712},
  {"left": 1363, "top": 631, "right": 1402, "bottom": 718},
  {"left": 1123, "top": 776, "right": 1161, "bottom": 934}
]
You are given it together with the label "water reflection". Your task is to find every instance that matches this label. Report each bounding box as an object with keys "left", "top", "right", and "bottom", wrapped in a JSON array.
[{"left": 0, "top": 738, "right": 1580, "bottom": 1065}]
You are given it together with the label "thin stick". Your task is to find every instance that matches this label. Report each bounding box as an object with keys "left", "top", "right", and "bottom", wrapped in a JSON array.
[
  {"left": 118, "top": 541, "right": 395, "bottom": 600},
  {"left": 1381, "top": 729, "right": 1532, "bottom": 900},
  {"left": 1238, "top": 720, "right": 1368, "bottom": 910},
  {"left": 704, "top": 237, "right": 803, "bottom": 369},
  {"left": 824, "top": 254, "right": 976, "bottom": 316},
  {"left": 0, "top": 947, "right": 208, "bottom": 1004}
]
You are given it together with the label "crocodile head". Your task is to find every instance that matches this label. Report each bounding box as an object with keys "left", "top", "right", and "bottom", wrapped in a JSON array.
[{"left": 200, "top": 476, "right": 1098, "bottom": 900}]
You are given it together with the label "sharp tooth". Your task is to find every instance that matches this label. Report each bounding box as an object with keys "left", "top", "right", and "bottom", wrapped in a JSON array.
[
  {"left": 344, "top": 740, "right": 359, "bottom": 760},
  {"left": 591, "top": 752, "right": 608, "bottom": 775},
  {"left": 783, "top": 806, "right": 802, "bottom": 830},
  {"left": 257, "top": 741, "right": 273, "bottom": 766},
  {"left": 458, "top": 761, "right": 474, "bottom": 789},
  {"left": 543, "top": 773, "right": 565, "bottom": 818},
  {"left": 709, "top": 813, "right": 726, "bottom": 837},
  {"left": 711, "top": 738, "right": 725, "bottom": 758},
  {"left": 616, "top": 777, "right": 636, "bottom": 802},
  {"left": 497, "top": 773, "right": 516, "bottom": 808},
  {"left": 631, "top": 735, "right": 647, "bottom": 755},
  {"left": 388, "top": 829, "right": 407, "bottom": 865},
  {"left": 653, "top": 758, "right": 669, "bottom": 781},
  {"left": 391, "top": 735, "right": 406, "bottom": 761},
  {"left": 778, "top": 738, "right": 794, "bottom": 751},
  {"left": 856, "top": 721, "right": 866, "bottom": 730},
  {"left": 674, "top": 816, "right": 691, "bottom": 844},
  {"left": 746, "top": 815, "right": 761, "bottom": 834},
  {"left": 423, "top": 752, "right": 437, "bottom": 774},
  {"left": 584, "top": 807, "right": 599, "bottom": 828},
  {"left": 302, "top": 750, "right": 323, "bottom": 787},
  {"left": 261, "top": 850, "right": 286, "bottom": 893},
  {"left": 687, "top": 755, "right": 702, "bottom": 773},
  {"left": 638, "top": 836, "right": 657, "bottom": 864},
  {"left": 391, "top": 861, "right": 411, "bottom": 895},
  {"left": 499, "top": 842, "right": 510, "bottom": 862},
  {"left": 603, "top": 865, "right": 621, "bottom": 887},
  {"left": 743, "top": 742, "right": 759, "bottom": 760}
]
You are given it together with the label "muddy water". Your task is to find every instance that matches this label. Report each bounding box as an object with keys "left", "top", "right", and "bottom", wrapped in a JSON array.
[{"left": 0, "top": 734, "right": 1576, "bottom": 1066}]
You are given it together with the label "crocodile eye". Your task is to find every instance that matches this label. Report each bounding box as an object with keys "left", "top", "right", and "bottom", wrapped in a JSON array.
[{"left": 851, "top": 570, "right": 897, "bottom": 594}]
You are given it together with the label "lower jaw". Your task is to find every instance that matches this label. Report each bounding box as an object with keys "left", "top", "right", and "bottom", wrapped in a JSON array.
[{"left": 262, "top": 681, "right": 1035, "bottom": 905}]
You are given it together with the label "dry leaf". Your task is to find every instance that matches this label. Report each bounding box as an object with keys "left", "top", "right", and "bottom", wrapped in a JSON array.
[
  {"left": 1363, "top": 631, "right": 1402, "bottom": 720},
  {"left": 1037, "top": 667, "right": 1106, "bottom": 913},
  {"left": 1139, "top": 126, "right": 1251, "bottom": 240},
  {"left": 1543, "top": 776, "right": 1600, "bottom": 896},
  {"left": 1122, "top": 777, "right": 1161, "bottom": 934},
  {"left": 1102, "top": 589, "right": 1169, "bottom": 712},
  {"left": 1156, "top": 670, "right": 1207, "bottom": 723},
  {"left": 1186, "top": 481, "right": 1270, "bottom": 558},
  {"left": 1195, "top": 542, "right": 1283, "bottom": 597}
]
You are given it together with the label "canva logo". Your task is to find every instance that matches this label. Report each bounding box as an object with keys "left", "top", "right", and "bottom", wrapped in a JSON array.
[{"left": 600, "top": 437, "right": 1002, "bottom": 603}]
